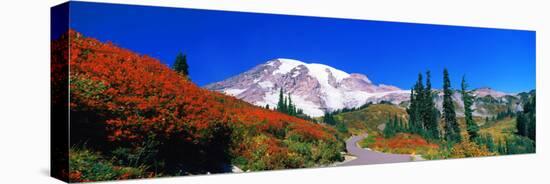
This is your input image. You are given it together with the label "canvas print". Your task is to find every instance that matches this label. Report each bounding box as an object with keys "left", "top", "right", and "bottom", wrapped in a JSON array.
[{"left": 51, "top": 1, "right": 536, "bottom": 183}]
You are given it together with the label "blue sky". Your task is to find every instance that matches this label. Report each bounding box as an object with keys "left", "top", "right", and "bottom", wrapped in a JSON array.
[{"left": 63, "top": 2, "right": 535, "bottom": 93}]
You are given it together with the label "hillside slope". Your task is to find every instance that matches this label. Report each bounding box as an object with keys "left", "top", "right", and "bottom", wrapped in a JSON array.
[
  {"left": 334, "top": 104, "right": 408, "bottom": 133},
  {"left": 55, "top": 30, "right": 343, "bottom": 181}
]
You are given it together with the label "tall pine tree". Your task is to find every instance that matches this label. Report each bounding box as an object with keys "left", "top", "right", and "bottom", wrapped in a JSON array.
[
  {"left": 407, "top": 88, "right": 417, "bottom": 133},
  {"left": 276, "top": 88, "right": 301, "bottom": 117},
  {"left": 288, "top": 93, "right": 296, "bottom": 116},
  {"left": 408, "top": 73, "right": 425, "bottom": 134},
  {"left": 323, "top": 111, "right": 337, "bottom": 125},
  {"left": 516, "top": 94, "right": 536, "bottom": 141},
  {"left": 277, "top": 87, "right": 285, "bottom": 113},
  {"left": 423, "top": 70, "right": 439, "bottom": 139},
  {"left": 442, "top": 69, "right": 461, "bottom": 143},
  {"left": 461, "top": 75, "right": 479, "bottom": 141},
  {"left": 283, "top": 96, "right": 288, "bottom": 114},
  {"left": 172, "top": 52, "right": 189, "bottom": 77},
  {"left": 405, "top": 71, "right": 440, "bottom": 140},
  {"left": 383, "top": 115, "right": 396, "bottom": 138}
]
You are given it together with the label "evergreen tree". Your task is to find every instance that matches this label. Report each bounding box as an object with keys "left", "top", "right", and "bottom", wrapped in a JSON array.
[
  {"left": 383, "top": 114, "right": 405, "bottom": 138},
  {"left": 461, "top": 76, "right": 479, "bottom": 140},
  {"left": 265, "top": 104, "right": 270, "bottom": 110},
  {"left": 277, "top": 87, "right": 285, "bottom": 113},
  {"left": 516, "top": 113, "right": 527, "bottom": 136},
  {"left": 275, "top": 88, "right": 304, "bottom": 118},
  {"left": 407, "top": 74, "right": 426, "bottom": 135},
  {"left": 383, "top": 115, "right": 396, "bottom": 138},
  {"left": 393, "top": 115, "right": 401, "bottom": 132},
  {"left": 414, "top": 73, "right": 425, "bottom": 131},
  {"left": 283, "top": 96, "right": 288, "bottom": 114},
  {"left": 323, "top": 111, "right": 337, "bottom": 125},
  {"left": 485, "top": 134, "right": 496, "bottom": 152},
  {"left": 406, "top": 71, "right": 441, "bottom": 140},
  {"left": 527, "top": 95, "right": 536, "bottom": 141},
  {"left": 335, "top": 122, "right": 349, "bottom": 134},
  {"left": 399, "top": 117, "right": 405, "bottom": 132},
  {"left": 442, "top": 69, "right": 461, "bottom": 143},
  {"left": 172, "top": 52, "right": 189, "bottom": 77},
  {"left": 288, "top": 94, "right": 296, "bottom": 116},
  {"left": 423, "top": 71, "right": 439, "bottom": 139},
  {"left": 407, "top": 88, "right": 417, "bottom": 133},
  {"left": 516, "top": 94, "right": 536, "bottom": 141}
]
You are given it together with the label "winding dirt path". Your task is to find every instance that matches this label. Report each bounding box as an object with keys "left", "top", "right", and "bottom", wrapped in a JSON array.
[{"left": 339, "top": 134, "right": 412, "bottom": 166}]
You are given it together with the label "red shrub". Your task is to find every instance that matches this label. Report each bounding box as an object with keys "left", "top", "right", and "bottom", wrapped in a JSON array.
[
  {"left": 55, "top": 30, "right": 338, "bottom": 170},
  {"left": 371, "top": 133, "right": 439, "bottom": 154}
]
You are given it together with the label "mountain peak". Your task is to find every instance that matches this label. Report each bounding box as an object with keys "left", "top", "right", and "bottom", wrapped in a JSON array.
[
  {"left": 205, "top": 58, "right": 407, "bottom": 117},
  {"left": 473, "top": 87, "right": 507, "bottom": 98},
  {"left": 268, "top": 58, "right": 351, "bottom": 82},
  {"left": 267, "top": 58, "right": 306, "bottom": 67},
  {"left": 349, "top": 73, "right": 372, "bottom": 84}
]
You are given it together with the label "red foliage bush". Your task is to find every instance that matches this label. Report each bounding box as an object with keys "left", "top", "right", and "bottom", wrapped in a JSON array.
[
  {"left": 371, "top": 133, "right": 439, "bottom": 154},
  {"left": 54, "top": 30, "right": 340, "bottom": 172}
]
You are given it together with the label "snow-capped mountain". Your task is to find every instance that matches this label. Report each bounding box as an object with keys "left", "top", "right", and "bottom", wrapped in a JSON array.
[
  {"left": 205, "top": 58, "right": 409, "bottom": 117},
  {"left": 205, "top": 58, "right": 529, "bottom": 118}
]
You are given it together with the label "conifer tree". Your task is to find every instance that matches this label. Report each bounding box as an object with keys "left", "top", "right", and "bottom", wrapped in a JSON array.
[
  {"left": 275, "top": 88, "right": 303, "bottom": 117},
  {"left": 407, "top": 88, "right": 416, "bottom": 133},
  {"left": 283, "top": 96, "right": 288, "bottom": 114},
  {"left": 323, "top": 111, "right": 337, "bottom": 125},
  {"left": 288, "top": 94, "right": 296, "bottom": 116},
  {"left": 407, "top": 74, "right": 426, "bottom": 135},
  {"left": 442, "top": 69, "right": 461, "bottom": 143},
  {"left": 423, "top": 70, "right": 439, "bottom": 139},
  {"left": 277, "top": 87, "right": 285, "bottom": 113},
  {"left": 461, "top": 76, "right": 479, "bottom": 140},
  {"left": 414, "top": 73, "right": 425, "bottom": 131},
  {"left": 517, "top": 94, "right": 536, "bottom": 141},
  {"left": 172, "top": 52, "right": 189, "bottom": 77},
  {"left": 398, "top": 117, "right": 405, "bottom": 132},
  {"left": 383, "top": 115, "right": 396, "bottom": 138},
  {"left": 393, "top": 115, "right": 401, "bottom": 132}
]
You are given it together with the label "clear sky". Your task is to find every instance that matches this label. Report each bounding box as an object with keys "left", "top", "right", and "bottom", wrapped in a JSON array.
[{"left": 63, "top": 2, "right": 536, "bottom": 93}]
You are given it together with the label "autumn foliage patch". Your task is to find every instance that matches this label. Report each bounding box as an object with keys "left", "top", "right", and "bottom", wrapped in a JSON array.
[
  {"left": 52, "top": 30, "right": 342, "bottom": 181},
  {"left": 369, "top": 133, "right": 439, "bottom": 155}
]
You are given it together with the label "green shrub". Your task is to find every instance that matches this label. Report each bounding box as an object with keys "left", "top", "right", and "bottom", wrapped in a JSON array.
[
  {"left": 69, "top": 147, "right": 149, "bottom": 182},
  {"left": 359, "top": 134, "right": 376, "bottom": 148},
  {"left": 312, "top": 140, "right": 343, "bottom": 165},
  {"left": 496, "top": 135, "right": 535, "bottom": 155}
]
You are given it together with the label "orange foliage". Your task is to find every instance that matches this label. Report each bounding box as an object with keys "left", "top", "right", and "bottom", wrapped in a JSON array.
[
  {"left": 450, "top": 141, "right": 494, "bottom": 158},
  {"left": 371, "top": 133, "right": 439, "bottom": 154},
  {"left": 68, "top": 171, "right": 86, "bottom": 182},
  {"left": 55, "top": 30, "right": 337, "bottom": 165}
]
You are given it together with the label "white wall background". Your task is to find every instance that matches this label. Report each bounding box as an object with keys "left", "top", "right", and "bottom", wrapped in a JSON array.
[{"left": 0, "top": 0, "right": 547, "bottom": 183}]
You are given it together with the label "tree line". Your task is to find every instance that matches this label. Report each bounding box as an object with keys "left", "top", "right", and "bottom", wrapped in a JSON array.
[
  {"left": 516, "top": 94, "right": 536, "bottom": 141},
  {"left": 275, "top": 87, "right": 304, "bottom": 116},
  {"left": 484, "top": 108, "right": 516, "bottom": 124},
  {"left": 383, "top": 69, "right": 480, "bottom": 144},
  {"left": 383, "top": 68, "right": 535, "bottom": 155},
  {"left": 266, "top": 87, "right": 321, "bottom": 122},
  {"left": 474, "top": 134, "right": 535, "bottom": 155}
]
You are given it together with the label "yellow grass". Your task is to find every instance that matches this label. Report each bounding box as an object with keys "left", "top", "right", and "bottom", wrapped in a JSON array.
[
  {"left": 479, "top": 117, "right": 516, "bottom": 140},
  {"left": 335, "top": 104, "right": 408, "bottom": 133}
]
